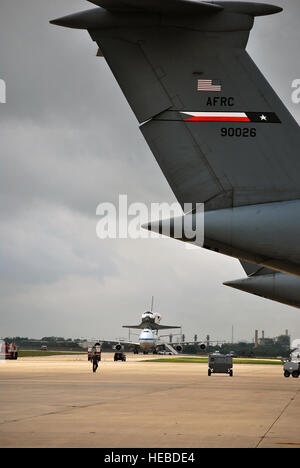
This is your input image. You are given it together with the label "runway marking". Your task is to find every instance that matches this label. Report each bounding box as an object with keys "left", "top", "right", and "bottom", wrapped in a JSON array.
[{"left": 256, "top": 387, "right": 300, "bottom": 448}]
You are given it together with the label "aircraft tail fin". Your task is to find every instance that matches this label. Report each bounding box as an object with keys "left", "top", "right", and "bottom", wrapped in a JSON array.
[
  {"left": 51, "top": 2, "right": 300, "bottom": 211},
  {"left": 93, "top": 2, "right": 299, "bottom": 211}
]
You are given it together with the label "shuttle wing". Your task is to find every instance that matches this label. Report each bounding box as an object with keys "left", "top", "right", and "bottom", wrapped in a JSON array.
[
  {"left": 123, "top": 324, "right": 181, "bottom": 330},
  {"left": 122, "top": 324, "right": 145, "bottom": 330},
  {"left": 155, "top": 325, "right": 181, "bottom": 330}
]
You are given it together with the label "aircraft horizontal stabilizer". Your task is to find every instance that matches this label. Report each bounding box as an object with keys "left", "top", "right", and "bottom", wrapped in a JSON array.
[
  {"left": 224, "top": 261, "right": 300, "bottom": 309},
  {"left": 88, "top": 0, "right": 223, "bottom": 14},
  {"left": 88, "top": 1, "right": 282, "bottom": 16},
  {"left": 51, "top": 1, "right": 283, "bottom": 31}
]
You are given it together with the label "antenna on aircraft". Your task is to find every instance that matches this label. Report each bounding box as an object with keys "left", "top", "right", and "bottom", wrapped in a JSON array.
[{"left": 151, "top": 296, "right": 154, "bottom": 313}]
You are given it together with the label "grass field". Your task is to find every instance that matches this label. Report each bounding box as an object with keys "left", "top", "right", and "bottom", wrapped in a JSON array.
[
  {"left": 18, "top": 350, "right": 85, "bottom": 358},
  {"left": 147, "top": 357, "right": 283, "bottom": 365}
]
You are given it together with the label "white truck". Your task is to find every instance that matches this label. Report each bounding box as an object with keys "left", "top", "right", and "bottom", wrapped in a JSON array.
[{"left": 283, "top": 349, "right": 300, "bottom": 378}]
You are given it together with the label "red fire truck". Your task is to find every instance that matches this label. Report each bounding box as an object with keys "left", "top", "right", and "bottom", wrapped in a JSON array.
[{"left": 0, "top": 342, "right": 18, "bottom": 360}]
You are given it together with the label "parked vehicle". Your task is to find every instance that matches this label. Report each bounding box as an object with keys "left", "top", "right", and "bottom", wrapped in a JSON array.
[
  {"left": 284, "top": 360, "right": 300, "bottom": 378},
  {"left": 114, "top": 352, "right": 126, "bottom": 362},
  {"left": 208, "top": 353, "right": 233, "bottom": 377},
  {"left": 0, "top": 342, "right": 18, "bottom": 360}
]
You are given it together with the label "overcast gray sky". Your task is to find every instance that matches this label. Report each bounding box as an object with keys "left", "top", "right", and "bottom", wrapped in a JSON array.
[{"left": 0, "top": 0, "right": 299, "bottom": 343}]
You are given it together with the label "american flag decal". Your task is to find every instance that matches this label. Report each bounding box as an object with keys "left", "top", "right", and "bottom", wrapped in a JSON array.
[{"left": 197, "top": 79, "right": 222, "bottom": 92}]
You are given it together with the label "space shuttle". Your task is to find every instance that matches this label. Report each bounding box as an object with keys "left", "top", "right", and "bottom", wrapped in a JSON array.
[{"left": 123, "top": 298, "right": 181, "bottom": 331}]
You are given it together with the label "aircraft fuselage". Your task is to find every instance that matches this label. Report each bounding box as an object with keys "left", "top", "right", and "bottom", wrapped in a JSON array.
[{"left": 139, "top": 328, "right": 158, "bottom": 352}]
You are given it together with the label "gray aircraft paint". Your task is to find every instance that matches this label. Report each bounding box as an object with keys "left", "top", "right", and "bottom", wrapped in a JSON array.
[
  {"left": 224, "top": 273, "right": 300, "bottom": 309},
  {"left": 144, "top": 200, "right": 300, "bottom": 277},
  {"left": 222, "top": 260, "right": 300, "bottom": 309},
  {"left": 51, "top": 1, "right": 300, "bottom": 308}
]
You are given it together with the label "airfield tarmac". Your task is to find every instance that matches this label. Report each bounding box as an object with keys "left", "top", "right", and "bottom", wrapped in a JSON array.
[{"left": 0, "top": 353, "right": 300, "bottom": 448}]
